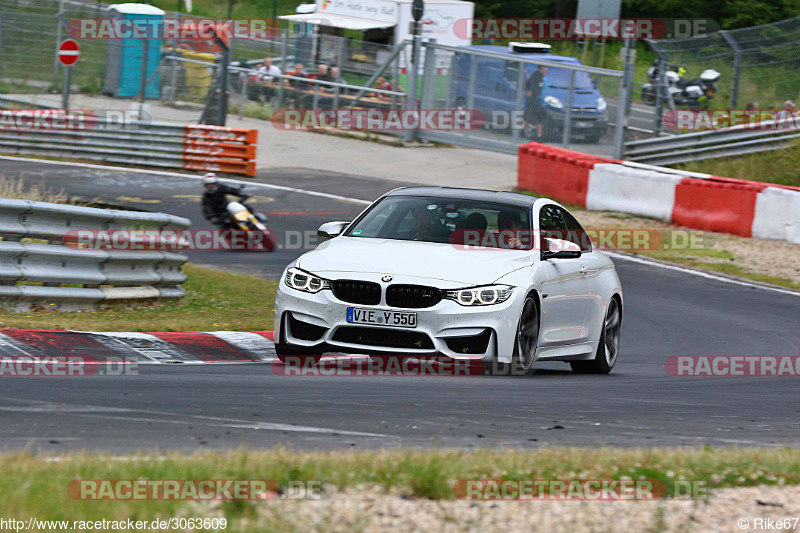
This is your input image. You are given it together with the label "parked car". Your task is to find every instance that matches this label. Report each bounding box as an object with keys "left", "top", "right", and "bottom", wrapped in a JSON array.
[{"left": 451, "top": 43, "right": 609, "bottom": 143}]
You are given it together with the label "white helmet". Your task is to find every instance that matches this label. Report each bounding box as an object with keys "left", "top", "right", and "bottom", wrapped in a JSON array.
[{"left": 202, "top": 173, "right": 218, "bottom": 187}]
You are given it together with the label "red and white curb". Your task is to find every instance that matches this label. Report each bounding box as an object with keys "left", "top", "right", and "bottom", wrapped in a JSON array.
[{"left": 0, "top": 329, "right": 276, "bottom": 364}]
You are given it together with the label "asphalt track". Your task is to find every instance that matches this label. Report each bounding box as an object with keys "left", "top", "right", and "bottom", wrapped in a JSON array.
[{"left": 0, "top": 158, "right": 799, "bottom": 452}]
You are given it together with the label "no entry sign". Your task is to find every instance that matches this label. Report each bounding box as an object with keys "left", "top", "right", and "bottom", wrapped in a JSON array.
[{"left": 57, "top": 39, "right": 80, "bottom": 66}]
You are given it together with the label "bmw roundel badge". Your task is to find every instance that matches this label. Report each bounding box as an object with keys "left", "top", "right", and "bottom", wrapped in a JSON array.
[{"left": 381, "top": 275, "right": 393, "bottom": 282}]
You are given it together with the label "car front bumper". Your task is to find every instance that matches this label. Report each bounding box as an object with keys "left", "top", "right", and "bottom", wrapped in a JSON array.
[{"left": 274, "top": 274, "right": 525, "bottom": 362}]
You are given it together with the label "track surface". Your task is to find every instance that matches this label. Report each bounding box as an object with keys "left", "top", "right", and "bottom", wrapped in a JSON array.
[{"left": 1, "top": 158, "right": 799, "bottom": 451}]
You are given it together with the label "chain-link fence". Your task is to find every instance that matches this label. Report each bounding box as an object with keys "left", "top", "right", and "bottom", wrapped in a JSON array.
[
  {"left": 0, "top": 0, "right": 108, "bottom": 97},
  {"left": 647, "top": 16, "right": 800, "bottom": 110},
  {"left": 416, "top": 42, "right": 627, "bottom": 157}
]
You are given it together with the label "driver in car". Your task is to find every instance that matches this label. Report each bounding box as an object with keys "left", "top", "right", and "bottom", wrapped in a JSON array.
[
  {"left": 411, "top": 206, "right": 450, "bottom": 241},
  {"left": 498, "top": 210, "right": 525, "bottom": 249}
]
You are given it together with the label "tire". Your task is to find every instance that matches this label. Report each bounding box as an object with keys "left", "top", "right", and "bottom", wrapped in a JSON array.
[
  {"left": 641, "top": 88, "right": 656, "bottom": 106},
  {"left": 510, "top": 294, "right": 539, "bottom": 376},
  {"left": 571, "top": 297, "right": 621, "bottom": 374},
  {"left": 455, "top": 97, "right": 466, "bottom": 110},
  {"left": 275, "top": 343, "right": 322, "bottom": 366},
  {"left": 585, "top": 133, "right": 602, "bottom": 144}
]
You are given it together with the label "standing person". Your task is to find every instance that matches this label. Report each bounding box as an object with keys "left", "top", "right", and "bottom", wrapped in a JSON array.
[{"left": 524, "top": 65, "right": 548, "bottom": 141}]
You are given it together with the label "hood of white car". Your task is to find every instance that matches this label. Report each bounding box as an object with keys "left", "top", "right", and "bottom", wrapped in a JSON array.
[{"left": 297, "top": 237, "right": 531, "bottom": 285}]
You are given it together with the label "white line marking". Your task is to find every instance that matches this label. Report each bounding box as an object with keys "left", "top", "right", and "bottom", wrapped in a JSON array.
[
  {"left": 4, "top": 155, "right": 796, "bottom": 296},
  {"left": 606, "top": 252, "right": 800, "bottom": 297},
  {"left": 0, "top": 155, "right": 372, "bottom": 205}
]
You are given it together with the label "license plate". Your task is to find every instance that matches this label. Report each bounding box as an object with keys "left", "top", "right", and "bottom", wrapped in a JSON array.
[
  {"left": 574, "top": 121, "right": 592, "bottom": 128},
  {"left": 346, "top": 307, "right": 417, "bottom": 328}
]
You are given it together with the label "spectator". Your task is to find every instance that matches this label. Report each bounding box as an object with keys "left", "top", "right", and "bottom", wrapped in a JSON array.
[
  {"left": 316, "top": 64, "right": 333, "bottom": 93},
  {"left": 371, "top": 76, "right": 394, "bottom": 101},
  {"left": 257, "top": 57, "right": 281, "bottom": 82},
  {"left": 288, "top": 63, "right": 308, "bottom": 89},
  {"left": 524, "top": 65, "right": 548, "bottom": 141},
  {"left": 777, "top": 100, "right": 795, "bottom": 121}
]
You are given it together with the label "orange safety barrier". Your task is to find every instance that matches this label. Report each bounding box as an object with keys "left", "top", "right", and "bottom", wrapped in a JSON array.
[{"left": 183, "top": 124, "right": 258, "bottom": 177}]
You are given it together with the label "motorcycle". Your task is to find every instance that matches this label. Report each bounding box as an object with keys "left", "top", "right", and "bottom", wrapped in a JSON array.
[
  {"left": 207, "top": 197, "right": 276, "bottom": 252},
  {"left": 641, "top": 62, "right": 720, "bottom": 109}
]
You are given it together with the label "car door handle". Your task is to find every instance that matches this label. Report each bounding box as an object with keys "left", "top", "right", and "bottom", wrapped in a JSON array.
[{"left": 579, "top": 266, "right": 595, "bottom": 275}]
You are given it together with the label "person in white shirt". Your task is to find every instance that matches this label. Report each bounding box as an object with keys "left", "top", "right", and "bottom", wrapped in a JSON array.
[{"left": 257, "top": 57, "right": 281, "bottom": 82}]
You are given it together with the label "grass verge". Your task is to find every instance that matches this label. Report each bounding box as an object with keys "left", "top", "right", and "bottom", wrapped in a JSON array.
[
  {"left": 0, "top": 447, "right": 798, "bottom": 527},
  {"left": 0, "top": 264, "right": 277, "bottom": 332},
  {"left": 675, "top": 140, "right": 800, "bottom": 188}
]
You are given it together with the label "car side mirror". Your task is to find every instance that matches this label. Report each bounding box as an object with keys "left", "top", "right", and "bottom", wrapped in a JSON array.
[
  {"left": 541, "top": 237, "right": 582, "bottom": 260},
  {"left": 317, "top": 221, "right": 349, "bottom": 240}
]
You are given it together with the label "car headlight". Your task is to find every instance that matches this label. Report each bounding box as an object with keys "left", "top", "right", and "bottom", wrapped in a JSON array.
[
  {"left": 544, "top": 95, "right": 563, "bottom": 109},
  {"left": 284, "top": 267, "right": 329, "bottom": 294},
  {"left": 445, "top": 285, "right": 513, "bottom": 306},
  {"left": 597, "top": 97, "right": 607, "bottom": 112}
]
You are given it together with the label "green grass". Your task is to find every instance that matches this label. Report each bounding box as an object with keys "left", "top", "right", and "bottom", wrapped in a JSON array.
[
  {"left": 0, "top": 447, "right": 798, "bottom": 527},
  {"left": 675, "top": 140, "right": 800, "bottom": 188},
  {"left": 0, "top": 264, "right": 278, "bottom": 331}
]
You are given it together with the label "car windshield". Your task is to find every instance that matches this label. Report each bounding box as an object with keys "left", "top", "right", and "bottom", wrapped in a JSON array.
[
  {"left": 540, "top": 66, "right": 595, "bottom": 90},
  {"left": 344, "top": 196, "right": 532, "bottom": 250}
]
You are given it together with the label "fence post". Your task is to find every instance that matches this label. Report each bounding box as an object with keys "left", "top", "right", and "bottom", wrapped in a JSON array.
[
  {"left": 720, "top": 30, "right": 742, "bottom": 108},
  {"left": 239, "top": 73, "right": 247, "bottom": 119},
  {"left": 613, "top": 38, "right": 633, "bottom": 159},
  {"left": 511, "top": 60, "right": 525, "bottom": 146},
  {"left": 653, "top": 58, "right": 666, "bottom": 136},
  {"left": 334, "top": 36, "right": 345, "bottom": 110},
  {"left": 53, "top": 0, "right": 65, "bottom": 88},
  {"left": 278, "top": 30, "right": 288, "bottom": 108},
  {"left": 561, "top": 69, "right": 575, "bottom": 147}
]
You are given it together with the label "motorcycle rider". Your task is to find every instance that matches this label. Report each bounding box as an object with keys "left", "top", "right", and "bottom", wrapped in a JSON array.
[{"left": 201, "top": 173, "right": 250, "bottom": 228}]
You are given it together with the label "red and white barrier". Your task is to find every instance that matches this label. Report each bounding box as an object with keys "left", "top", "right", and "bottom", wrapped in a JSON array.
[{"left": 518, "top": 143, "right": 800, "bottom": 244}]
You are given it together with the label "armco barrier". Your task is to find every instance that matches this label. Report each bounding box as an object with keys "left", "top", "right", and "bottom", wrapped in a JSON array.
[
  {"left": 0, "top": 199, "right": 190, "bottom": 311},
  {"left": 518, "top": 143, "right": 800, "bottom": 244},
  {"left": 0, "top": 115, "right": 257, "bottom": 177}
]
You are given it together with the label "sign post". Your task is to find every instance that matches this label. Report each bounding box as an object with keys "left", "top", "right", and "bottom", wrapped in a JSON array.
[
  {"left": 404, "top": 0, "right": 424, "bottom": 142},
  {"left": 57, "top": 39, "right": 80, "bottom": 110}
]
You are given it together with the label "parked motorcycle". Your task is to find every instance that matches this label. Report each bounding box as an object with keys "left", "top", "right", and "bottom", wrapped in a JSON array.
[{"left": 641, "top": 62, "right": 721, "bottom": 109}]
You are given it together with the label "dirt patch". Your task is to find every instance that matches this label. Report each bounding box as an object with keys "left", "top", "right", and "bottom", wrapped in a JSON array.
[
  {"left": 248, "top": 484, "right": 799, "bottom": 532},
  {"left": 572, "top": 209, "right": 800, "bottom": 287}
]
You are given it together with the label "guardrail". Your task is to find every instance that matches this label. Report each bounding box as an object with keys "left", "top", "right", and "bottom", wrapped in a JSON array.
[
  {"left": 0, "top": 199, "right": 190, "bottom": 311},
  {"left": 624, "top": 118, "right": 800, "bottom": 165},
  {"left": 0, "top": 112, "right": 258, "bottom": 177}
]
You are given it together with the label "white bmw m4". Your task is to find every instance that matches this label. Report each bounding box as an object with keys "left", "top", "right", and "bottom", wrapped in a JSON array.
[{"left": 274, "top": 187, "right": 623, "bottom": 374}]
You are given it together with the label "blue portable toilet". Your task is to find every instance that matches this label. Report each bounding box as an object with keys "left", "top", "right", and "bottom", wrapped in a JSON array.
[{"left": 103, "top": 3, "right": 164, "bottom": 99}]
